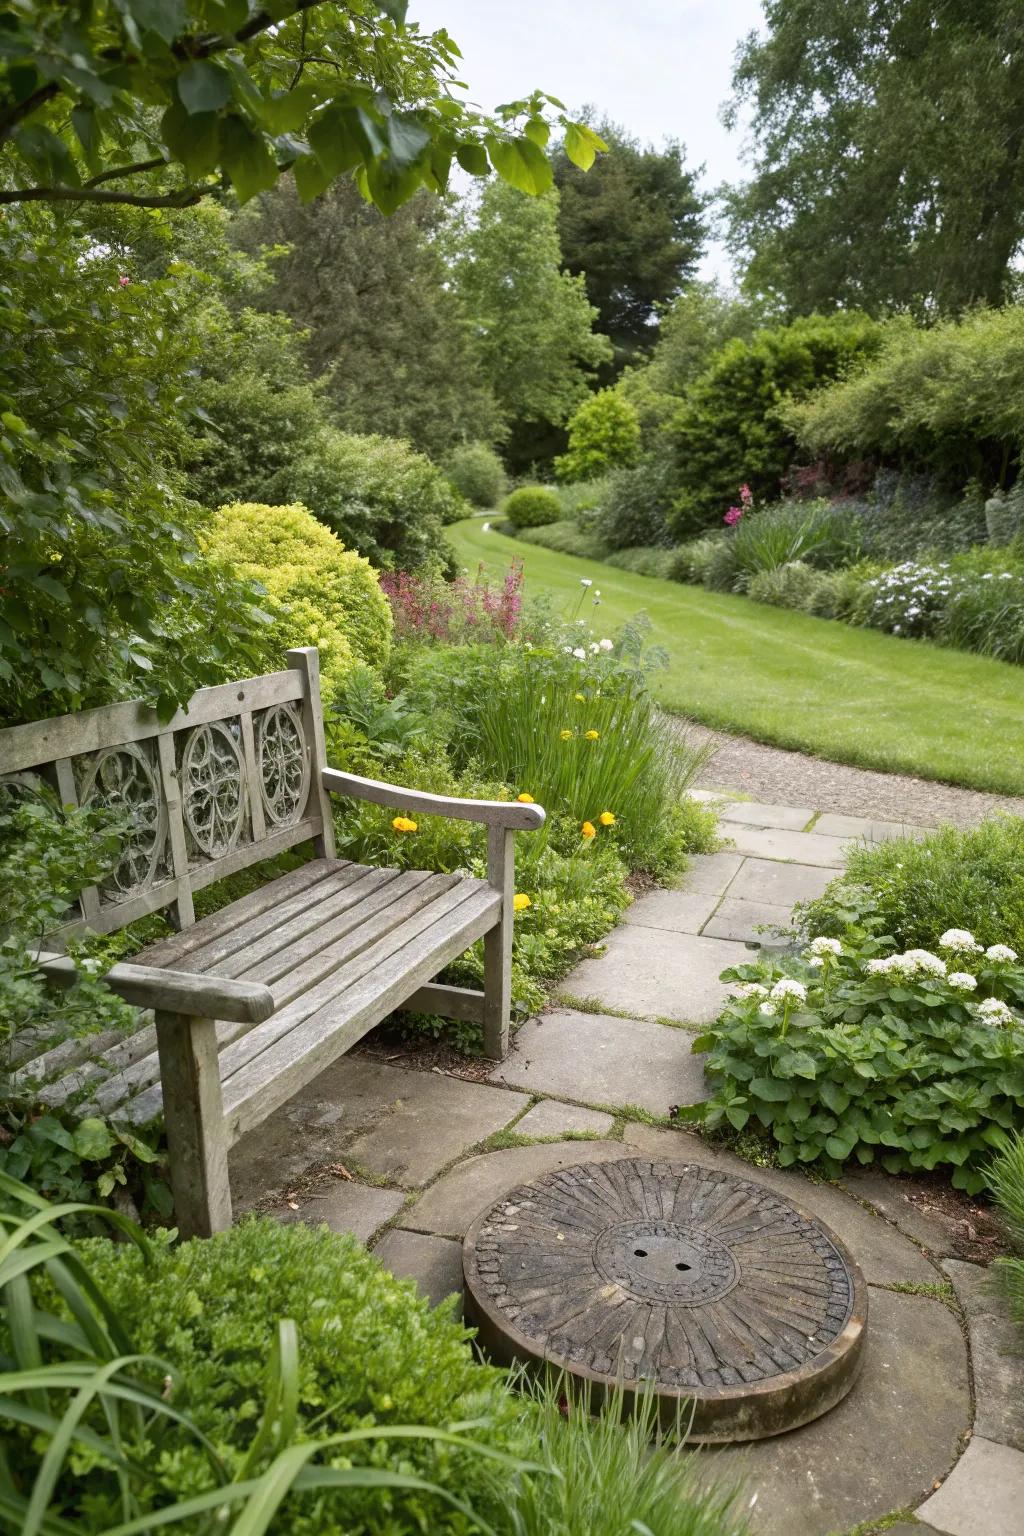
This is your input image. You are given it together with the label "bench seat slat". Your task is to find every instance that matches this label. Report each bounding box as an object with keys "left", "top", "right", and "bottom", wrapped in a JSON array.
[
  {"left": 136, "top": 858, "right": 339, "bottom": 969},
  {"left": 214, "top": 866, "right": 405, "bottom": 981}
]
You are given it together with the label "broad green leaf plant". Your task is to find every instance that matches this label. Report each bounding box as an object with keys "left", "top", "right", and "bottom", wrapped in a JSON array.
[{"left": 0, "top": 2, "right": 606, "bottom": 215}]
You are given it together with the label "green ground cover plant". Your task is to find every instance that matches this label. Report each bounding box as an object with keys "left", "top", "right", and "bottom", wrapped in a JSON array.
[
  {"left": 988, "top": 1132, "right": 1024, "bottom": 1338},
  {"left": 1, "top": 1182, "right": 746, "bottom": 1536},
  {"left": 803, "top": 820, "right": 1024, "bottom": 956},
  {"left": 449, "top": 517, "right": 1024, "bottom": 795},
  {"left": 684, "top": 928, "right": 1024, "bottom": 1192}
]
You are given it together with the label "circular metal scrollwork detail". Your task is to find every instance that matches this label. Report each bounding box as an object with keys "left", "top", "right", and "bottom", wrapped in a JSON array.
[
  {"left": 256, "top": 704, "right": 310, "bottom": 829},
  {"left": 80, "top": 745, "right": 167, "bottom": 900},
  {"left": 180, "top": 722, "right": 246, "bottom": 859}
]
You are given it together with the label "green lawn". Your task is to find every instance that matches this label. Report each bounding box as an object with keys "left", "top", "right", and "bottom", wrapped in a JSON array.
[{"left": 448, "top": 517, "right": 1024, "bottom": 797}]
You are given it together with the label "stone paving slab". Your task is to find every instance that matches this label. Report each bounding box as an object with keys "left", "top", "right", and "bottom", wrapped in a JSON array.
[
  {"left": 943, "top": 1260, "right": 1024, "bottom": 1450},
  {"left": 719, "top": 800, "right": 813, "bottom": 831},
  {"left": 620, "top": 1124, "right": 940, "bottom": 1287},
  {"left": 512, "top": 1098, "right": 615, "bottom": 1138},
  {"left": 839, "top": 1169, "right": 960, "bottom": 1257},
  {"left": 561, "top": 925, "right": 751, "bottom": 1023},
  {"left": 373, "top": 1228, "right": 463, "bottom": 1308},
  {"left": 700, "top": 1289, "right": 969, "bottom": 1536},
  {"left": 682, "top": 850, "right": 745, "bottom": 894},
  {"left": 729, "top": 855, "right": 835, "bottom": 909},
  {"left": 275, "top": 1180, "right": 405, "bottom": 1242},
  {"left": 725, "top": 825, "right": 848, "bottom": 867},
  {"left": 489, "top": 1008, "right": 707, "bottom": 1114},
  {"left": 403, "top": 1140, "right": 630, "bottom": 1238},
  {"left": 702, "top": 895, "right": 793, "bottom": 944},
  {"left": 344, "top": 1062, "right": 530, "bottom": 1187},
  {"left": 919, "top": 1436, "right": 1024, "bottom": 1536},
  {"left": 621, "top": 885, "right": 721, "bottom": 934},
  {"left": 814, "top": 811, "right": 931, "bottom": 842}
]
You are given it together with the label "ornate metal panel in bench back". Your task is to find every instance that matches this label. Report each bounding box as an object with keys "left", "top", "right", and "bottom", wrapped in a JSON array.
[{"left": 0, "top": 649, "right": 332, "bottom": 940}]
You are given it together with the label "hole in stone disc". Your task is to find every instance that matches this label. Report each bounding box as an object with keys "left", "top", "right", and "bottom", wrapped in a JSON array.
[
  {"left": 633, "top": 1248, "right": 648, "bottom": 1257},
  {"left": 675, "top": 1261, "right": 692, "bottom": 1272}
]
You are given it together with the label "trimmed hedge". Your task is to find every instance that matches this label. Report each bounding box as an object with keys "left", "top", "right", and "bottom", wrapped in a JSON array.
[{"left": 502, "top": 485, "right": 562, "bottom": 529}]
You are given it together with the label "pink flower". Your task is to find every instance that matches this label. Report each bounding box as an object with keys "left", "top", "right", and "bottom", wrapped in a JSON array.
[
  {"left": 739, "top": 483, "right": 753, "bottom": 505},
  {"left": 118, "top": 275, "right": 130, "bottom": 287},
  {"left": 724, "top": 507, "right": 743, "bottom": 526}
]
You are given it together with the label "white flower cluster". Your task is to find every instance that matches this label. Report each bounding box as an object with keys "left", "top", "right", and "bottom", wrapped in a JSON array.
[
  {"left": 865, "top": 949, "right": 947, "bottom": 978},
  {"left": 986, "top": 944, "right": 1018, "bottom": 963},
  {"left": 939, "top": 928, "right": 982, "bottom": 954},
  {"left": 975, "top": 997, "right": 1018, "bottom": 1028},
  {"left": 770, "top": 979, "right": 808, "bottom": 1004},
  {"left": 947, "top": 972, "right": 978, "bottom": 992},
  {"left": 728, "top": 981, "right": 769, "bottom": 1000},
  {"left": 808, "top": 936, "right": 842, "bottom": 957},
  {"left": 864, "top": 561, "right": 954, "bottom": 637}
]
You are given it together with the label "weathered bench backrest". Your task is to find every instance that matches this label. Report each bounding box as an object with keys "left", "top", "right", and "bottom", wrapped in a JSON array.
[{"left": 0, "top": 648, "right": 334, "bottom": 940}]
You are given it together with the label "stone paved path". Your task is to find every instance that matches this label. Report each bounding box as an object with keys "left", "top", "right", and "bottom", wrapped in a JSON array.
[{"left": 231, "top": 793, "right": 1024, "bottom": 1536}]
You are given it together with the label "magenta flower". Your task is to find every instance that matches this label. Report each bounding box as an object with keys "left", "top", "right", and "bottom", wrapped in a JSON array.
[
  {"left": 739, "top": 483, "right": 753, "bottom": 505},
  {"left": 724, "top": 506, "right": 743, "bottom": 526},
  {"left": 118, "top": 275, "right": 130, "bottom": 287}
]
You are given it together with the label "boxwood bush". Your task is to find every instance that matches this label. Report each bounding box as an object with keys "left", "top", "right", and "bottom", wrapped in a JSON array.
[{"left": 502, "top": 485, "right": 562, "bottom": 529}]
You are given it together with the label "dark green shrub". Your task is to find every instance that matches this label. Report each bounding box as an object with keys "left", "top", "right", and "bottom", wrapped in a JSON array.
[
  {"left": 557, "top": 475, "right": 611, "bottom": 529},
  {"left": 446, "top": 441, "right": 508, "bottom": 508},
  {"left": 74, "top": 1217, "right": 526, "bottom": 1535},
  {"left": 802, "top": 818, "right": 1024, "bottom": 955},
  {"left": 666, "top": 312, "right": 881, "bottom": 536},
  {"left": 272, "top": 427, "right": 463, "bottom": 572},
  {"left": 503, "top": 485, "right": 563, "bottom": 528},
  {"left": 593, "top": 458, "right": 675, "bottom": 550}
]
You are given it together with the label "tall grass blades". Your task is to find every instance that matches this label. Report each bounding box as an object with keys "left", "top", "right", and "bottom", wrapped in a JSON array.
[
  {"left": 506, "top": 1374, "right": 747, "bottom": 1536},
  {"left": 732, "top": 499, "right": 860, "bottom": 575},
  {"left": 988, "top": 1133, "right": 1024, "bottom": 1339}
]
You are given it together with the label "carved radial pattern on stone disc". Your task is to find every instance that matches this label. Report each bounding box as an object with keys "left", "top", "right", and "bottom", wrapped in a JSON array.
[
  {"left": 180, "top": 722, "right": 246, "bottom": 859},
  {"left": 79, "top": 744, "right": 167, "bottom": 900},
  {"left": 255, "top": 704, "right": 309, "bottom": 828},
  {"left": 466, "top": 1159, "right": 856, "bottom": 1390}
]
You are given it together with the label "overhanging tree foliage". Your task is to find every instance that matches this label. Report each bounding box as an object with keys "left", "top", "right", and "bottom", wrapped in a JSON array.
[
  {"left": 0, "top": 1, "right": 605, "bottom": 213},
  {"left": 725, "top": 0, "right": 1024, "bottom": 316}
]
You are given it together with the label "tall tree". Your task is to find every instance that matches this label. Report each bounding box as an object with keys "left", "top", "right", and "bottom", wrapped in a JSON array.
[
  {"left": 553, "top": 118, "right": 707, "bottom": 370},
  {"left": 450, "top": 182, "right": 612, "bottom": 467},
  {"left": 725, "top": 1, "right": 1024, "bottom": 317},
  {"left": 232, "top": 179, "right": 499, "bottom": 458}
]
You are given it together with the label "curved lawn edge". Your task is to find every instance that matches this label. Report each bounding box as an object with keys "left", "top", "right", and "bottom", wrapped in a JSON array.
[{"left": 448, "top": 518, "right": 1024, "bottom": 798}]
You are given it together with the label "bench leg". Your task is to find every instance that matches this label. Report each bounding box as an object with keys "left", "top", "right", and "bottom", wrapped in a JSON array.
[
  {"left": 483, "top": 826, "right": 515, "bottom": 1060},
  {"left": 155, "top": 1010, "right": 232, "bottom": 1239}
]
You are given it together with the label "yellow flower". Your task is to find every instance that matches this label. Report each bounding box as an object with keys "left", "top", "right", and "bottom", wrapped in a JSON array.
[
  {"left": 585, "top": 729, "right": 600, "bottom": 741},
  {"left": 599, "top": 811, "right": 616, "bottom": 826},
  {"left": 513, "top": 893, "right": 532, "bottom": 912},
  {"left": 581, "top": 821, "right": 596, "bottom": 839},
  {"left": 574, "top": 692, "right": 586, "bottom": 702},
  {"left": 559, "top": 729, "right": 573, "bottom": 741},
  {"left": 517, "top": 792, "right": 535, "bottom": 803},
  {"left": 392, "top": 816, "right": 418, "bottom": 833}
]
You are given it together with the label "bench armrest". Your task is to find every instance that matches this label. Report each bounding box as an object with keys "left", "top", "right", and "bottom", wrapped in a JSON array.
[
  {"left": 321, "top": 768, "right": 546, "bottom": 831},
  {"left": 35, "top": 952, "right": 275, "bottom": 1025}
]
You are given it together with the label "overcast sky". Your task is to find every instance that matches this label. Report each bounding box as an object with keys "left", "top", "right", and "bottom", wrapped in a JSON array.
[{"left": 409, "top": 1, "right": 766, "bottom": 280}]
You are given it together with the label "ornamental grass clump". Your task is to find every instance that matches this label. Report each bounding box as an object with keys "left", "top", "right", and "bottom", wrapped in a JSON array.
[
  {"left": 685, "top": 927, "right": 1024, "bottom": 1192},
  {"left": 988, "top": 1131, "right": 1024, "bottom": 1339}
]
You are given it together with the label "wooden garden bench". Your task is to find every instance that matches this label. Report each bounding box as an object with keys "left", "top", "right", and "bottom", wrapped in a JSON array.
[{"left": 0, "top": 648, "right": 544, "bottom": 1239}]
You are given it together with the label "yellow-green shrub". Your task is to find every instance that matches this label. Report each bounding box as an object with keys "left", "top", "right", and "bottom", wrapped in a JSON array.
[{"left": 203, "top": 502, "right": 392, "bottom": 700}]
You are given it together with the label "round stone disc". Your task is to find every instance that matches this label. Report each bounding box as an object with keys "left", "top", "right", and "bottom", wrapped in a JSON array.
[{"left": 463, "top": 1158, "right": 867, "bottom": 1442}]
